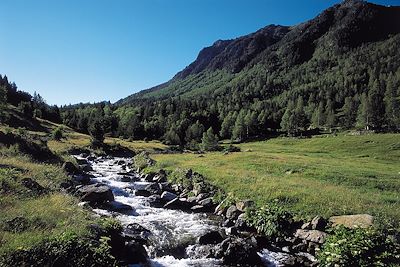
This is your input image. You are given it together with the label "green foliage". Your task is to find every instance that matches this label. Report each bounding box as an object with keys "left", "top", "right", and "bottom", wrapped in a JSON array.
[
  {"left": 89, "top": 119, "right": 105, "bottom": 148},
  {"left": 245, "top": 202, "right": 294, "bottom": 238},
  {"left": 132, "top": 151, "right": 154, "bottom": 170},
  {"left": 0, "top": 231, "right": 117, "bottom": 267},
  {"left": 201, "top": 127, "right": 219, "bottom": 151},
  {"left": 51, "top": 126, "right": 63, "bottom": 141},
  {"left": 318, "top": 226, "right": 400, "bottom": 267}
]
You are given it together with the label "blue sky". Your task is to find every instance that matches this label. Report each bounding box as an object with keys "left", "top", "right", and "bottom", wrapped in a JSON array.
[{"left": 0, "top": 0, "right": 398, "bottom": 105}]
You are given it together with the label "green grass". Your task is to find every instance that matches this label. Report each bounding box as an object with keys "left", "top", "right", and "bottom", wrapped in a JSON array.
[
  {"left": 150, "top": 133, "right": 400, "bottom": 228},
  {"left": 0, "top": 151, "right": 93, "bottom": 255}
]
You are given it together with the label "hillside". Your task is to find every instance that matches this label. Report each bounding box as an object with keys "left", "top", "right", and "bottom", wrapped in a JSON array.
[
  {"left": 119, "top": 0, "right": 400, "bottom": 102},
  {"left": 58, "top": 0, "right": 398, "bottom": 146}
]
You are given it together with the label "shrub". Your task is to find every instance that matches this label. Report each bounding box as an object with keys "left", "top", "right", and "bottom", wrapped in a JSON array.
[
  {"left": 132, "top": 152, "right": 155, "bottom": 170},
  {"left": 51, "top": 127, "right": 63, "bottom": 141},
  {"left": 317, "top": 226, "right": 400, "bottom": 267},
  {"left": 245, "top": 202, "right": 294, "bottom": 238}
]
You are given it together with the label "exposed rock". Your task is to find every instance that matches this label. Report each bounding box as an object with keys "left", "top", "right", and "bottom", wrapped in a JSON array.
[
  {"left": 214, "top": 237, "right": 262, "bottom": 266},
  {"left": 310, "top": 216, "right": 327, "bottom": 230},
  {"left": 135, "top": 190, "right": 152, "bottom": 197},
  {"left": 62, "top": 161, "right": 80, "bottom": 175},
  {"left": 122, "top": 241, "right": 149, "bottom": 264},
  {"left": 235, "top": 213, "right": 253, "bottom": 231},
  {"left": 214, "top": 202, "right": 227, "bottom": 216},
  {"left": 236, "top": 200, "right": 254, "bottom": 212},
  {"left": 198, "top": 231, "right": 223, "bottom": 245},
  {"left": 160, "top": 191, "right": 178, "bottom": 202},
  {"left": 191, "top": 205, "right": 207, "bottom": 213},
  {"left": 145, "top": 183, "right": 162, "bottom": 195},
  {"left": 73, "top": 175, "right": 91, "bottom": 184},
  {"left": 163, "top": 198, "right": 191, "bottom": 210},
  {"left": 198, "top": 197, "right": 213, "bottom": 207},
  {"left": 21, "top": 178, "right": 47, "bottom": 195},
  {"left": 329, "top": 214, "right": 374, "bottom": 228},
  {"left": 76, "top": 158, "right": 89, "bottom": 165},
  {"left": 118, "top": 176, "right": 132, "bottom": 182},
  {"left": 122, "top": 223, "right": 151, "bottom": 245},
  {"left": 104, "top": 201, "right": 134, "bottom": 213},
  {"left": 148, "top": 194, "right": 164, "bottom": 208},
  {"left": 226, "top": 205, "right": 242, "bottom": 220},
  {"left": 77, "top": 183, "right": 114, "bottom": 204},
  {"left": 294, "top": 229, "right": 327, "bottom": 244}
]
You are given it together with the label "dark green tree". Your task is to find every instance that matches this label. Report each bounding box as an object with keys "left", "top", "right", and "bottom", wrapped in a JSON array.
[
  {"left": 89, "top": 119, "right": 105, "bottom": 147},
  {"left": 356, "top": 93, "right": 372, "bottom": 130},
  {"left": 201, "top": 127, "right": 219, "bottom": 151},
  {"left": 384, "top": 75, "right": 400, "bottom": 129},
  {"left": 280, "top": 100, "right": 295, "bottom": 135}
]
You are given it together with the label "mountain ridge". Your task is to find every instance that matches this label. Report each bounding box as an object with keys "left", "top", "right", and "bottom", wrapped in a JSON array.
[{"left": 118, "top": 0, "right": 400, "bottom": 104}]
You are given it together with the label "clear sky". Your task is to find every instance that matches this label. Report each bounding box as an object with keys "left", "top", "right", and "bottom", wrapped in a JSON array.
[{"left": 0, "top": 0, "right": 398, "bottom": 105}]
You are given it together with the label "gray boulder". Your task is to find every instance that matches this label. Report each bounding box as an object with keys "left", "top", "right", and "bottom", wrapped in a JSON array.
[
  {"left": 226, "top": 205, "right": 242, "bottom": 220},
  {"left": 77, "top": 183, "right": 114, "bottom": 204},
  {"left": 161, "top": 191, "right": 178, "bottom": 202},
  {"left": 329, "top": 214, "right": 374, "bottom": 228},
  {"left": 294, "top": 229, "right": 327, "bottom": 244}
]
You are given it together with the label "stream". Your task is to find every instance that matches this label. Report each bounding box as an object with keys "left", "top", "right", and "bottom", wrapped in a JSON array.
[{"left": 75, "top": 155, "right": 289, "bottom": 267}]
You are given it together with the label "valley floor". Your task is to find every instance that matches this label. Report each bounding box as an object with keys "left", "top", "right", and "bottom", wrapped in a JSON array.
[{"left": 150, "top": 133, "right": 400, "bottom": 228}]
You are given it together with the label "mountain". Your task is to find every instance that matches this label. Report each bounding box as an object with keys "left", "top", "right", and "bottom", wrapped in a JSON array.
[
  {"left": 118, "top": 0, "right": 400, "bottom": 104},
  {"left": 63, "top": 0, "right": 400, "bottom": 144}
]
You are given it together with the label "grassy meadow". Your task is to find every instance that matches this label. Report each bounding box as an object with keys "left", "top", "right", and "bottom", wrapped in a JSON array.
[{"left": 149, "top": 133, "right": 400, "bottom": 228}]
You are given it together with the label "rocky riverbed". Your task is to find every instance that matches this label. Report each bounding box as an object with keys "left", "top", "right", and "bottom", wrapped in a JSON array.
[{"left": 63, "top": 153, "right": 371, "bottom": 267}]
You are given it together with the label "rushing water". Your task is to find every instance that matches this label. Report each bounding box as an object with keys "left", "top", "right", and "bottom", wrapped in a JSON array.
[{"left": 76, "top": 155, "right": 290, "bottom": 267}]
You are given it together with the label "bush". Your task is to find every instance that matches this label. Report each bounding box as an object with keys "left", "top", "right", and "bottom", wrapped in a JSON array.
[
  {"left": 51, "top": 127, "right": 63, "bottom": 141},
  {"left": 317, "top": 226, "right": 400, "bottom": 267},
  {"left": 132, "top": 152, "right": 155, "bottom": 170},
  {"left": 245, "top": 202, "right": 294, "bottom": 238}
]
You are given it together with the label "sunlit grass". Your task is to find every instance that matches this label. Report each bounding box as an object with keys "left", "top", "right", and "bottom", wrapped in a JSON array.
[{"left": 151, "top": 133, "right": 400, "bottom": 227}]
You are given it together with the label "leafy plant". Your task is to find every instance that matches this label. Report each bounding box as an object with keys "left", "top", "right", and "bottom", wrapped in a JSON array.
[
  {"left": 51, "top": 126, "right": 63, "bottom": 141},
  {"left": 245, "top": 202, "right": 294, "bottom": 238},
  {"left": 317, "top": 226, "right": 400, "bottom": 267}
]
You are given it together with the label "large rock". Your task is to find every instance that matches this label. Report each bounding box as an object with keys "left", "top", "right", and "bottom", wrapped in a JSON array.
[
  {"left": 198, "top": 231, "right": 224, "bottom": 245},
  {"left": 294, "top": 229, "right": 327, "bottom": 244},
  {"left": 62, "top": 161, "right": 80, "bottom": 175},
  {"left": 214, "top": 237, "right": 262, "bottom": 266},
  {"left": 77, "top": 183, "right": 114, "bottom": 204},
  {"left": 329, "top": 214, "right": 374, "bottom": 228},
  {"left": 122, "top": 223, "right": 151, "bottom": 245},
  {"left": 226, "top": 205, "right": 242, "bottom": 220},
  {"left": 160, "top": 191, "right": 178, "bottom": 202},
  {"left": 236, "top": 200, "right": 254, "bottom": 212}
]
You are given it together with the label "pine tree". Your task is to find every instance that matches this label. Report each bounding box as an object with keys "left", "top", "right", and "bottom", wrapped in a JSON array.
[
  {"left": 185, "top": 120, "right": 205, "bottom": 143},
  {"left": 201, "top": 127, "right": 219, "bottom": 151},
  {"left": 244, "top": 110, "right": 257, "bottom": 137},
  {"left": 280, "top": 100, "right": 295, "bottom": 135},
  {"left": 325, "top": 99, "right": 336, "bottom": 131},
  {"left": 368, "top": 79, "right": 385, "bottom": 129},
  {"left": 294, "top": 97, "right": 306, "bottom": 132},
  {"left": 220, "top": 113, "right": 235, "bottom": 139},
  {"left": 164, "top": 127, "right": 181, "bottom": 145},
  {"left": 356, "top": 93, "right": 372, "bottom": 130},
  {"left": 0, "top": 85, "right": 6, "bottom": 121},
  {"left": 311, "top": 102, "right": 325, "bottom": 128},
  {"left": 342, "top": 96, "right": 357, "bottom": 128},
  {"left": 384, "top": 75, "right": 400, "bottom": 129},
  {"left": 232, "top": 110, "right": 246, "bottom": 141},
  {"left": 89, "top": 119, "right": 105, "bottom": 147}
]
